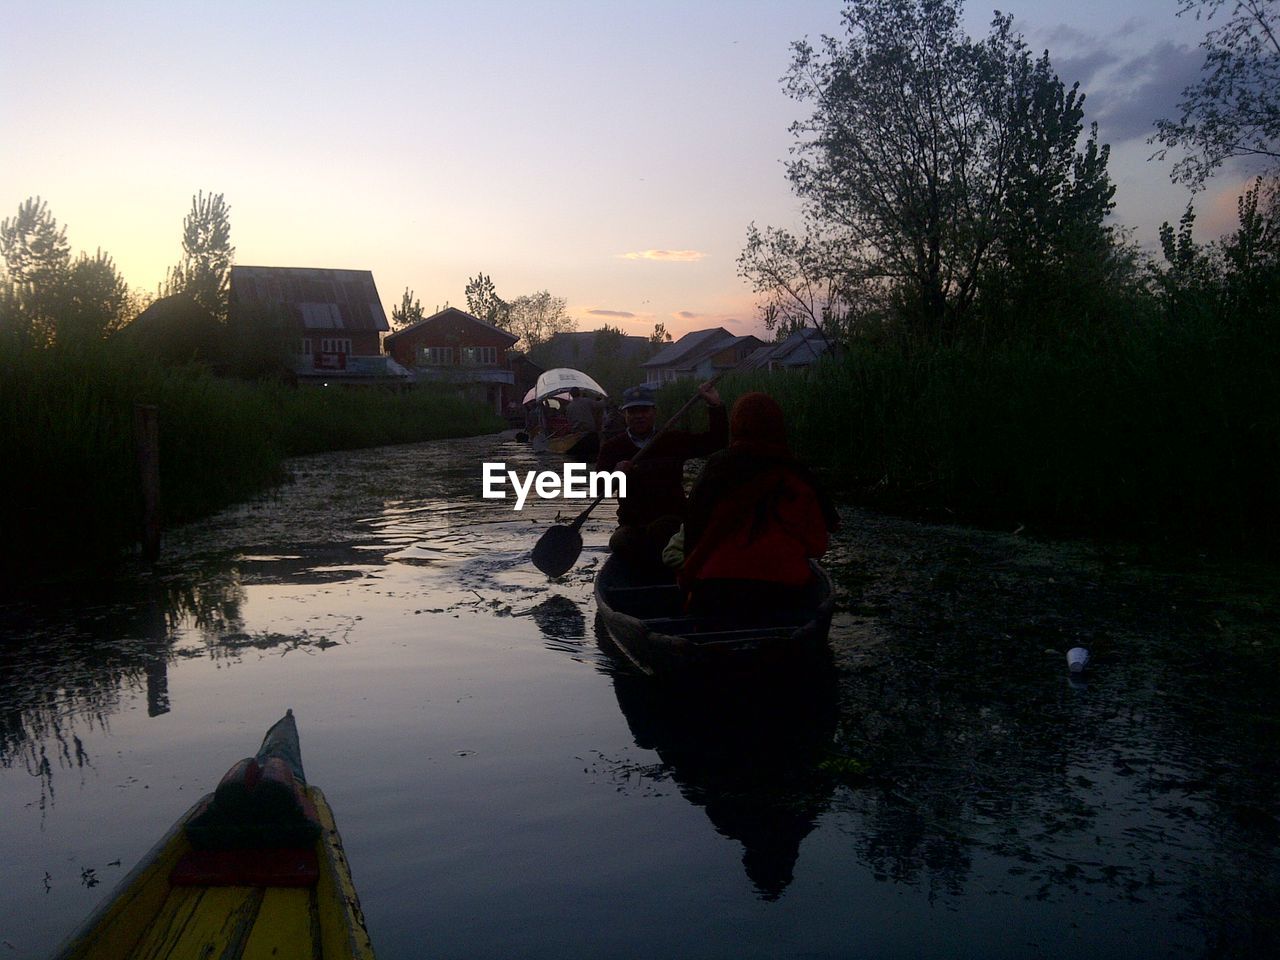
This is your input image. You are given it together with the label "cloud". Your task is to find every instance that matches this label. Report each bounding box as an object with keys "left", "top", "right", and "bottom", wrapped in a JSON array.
[
  {"left": 588, "top": 309, "right": 635, "bottom": 318},
  {"left": 618, "top": 249, "right": 706, "bottom": 262},
  {"left": 1041, "top": 29, "right": 1204, "bottom": 145},
  {"left": 675, "top": 311, "right": 700, "bottom": 320}
]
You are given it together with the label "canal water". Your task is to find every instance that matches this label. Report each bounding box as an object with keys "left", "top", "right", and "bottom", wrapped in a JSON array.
[{"left": 1, "top": 434, "right": 1276, "bottom": 958}]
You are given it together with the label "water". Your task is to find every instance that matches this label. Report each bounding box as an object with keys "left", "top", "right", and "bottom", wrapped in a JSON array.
[{"left": 2, "top": 434, "right": 1277, "bottom": 958}]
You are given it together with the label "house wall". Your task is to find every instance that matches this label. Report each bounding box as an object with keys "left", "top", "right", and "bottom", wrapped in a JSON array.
[{"left": 386, "top": 316, "right": 514, "bottom": 369}]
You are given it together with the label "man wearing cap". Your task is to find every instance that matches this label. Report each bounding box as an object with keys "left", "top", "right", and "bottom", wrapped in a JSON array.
[{"left": 596, "top": 381, "right": 727, "bottom": 568}]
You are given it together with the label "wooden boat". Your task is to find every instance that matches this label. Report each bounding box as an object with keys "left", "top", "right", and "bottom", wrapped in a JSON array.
[
  {"left": 593, "top": 555, "right": 835, "bottom": 677},
  {"left": 53, "top": 710, "right": 375, "bottom": 960}
]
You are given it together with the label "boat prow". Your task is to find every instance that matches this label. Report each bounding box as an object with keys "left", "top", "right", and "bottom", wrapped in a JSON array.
[{"left": 53, "top": 710, "right": 375, "bottom": 960}]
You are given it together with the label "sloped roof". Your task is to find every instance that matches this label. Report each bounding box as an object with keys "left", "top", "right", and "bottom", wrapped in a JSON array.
[
  {"left": 229, "top": 266, "right": 389, "bottom": 332},
  {"left": 642, "top": 327, "right": 736, "bottom": 369},
  {"left": 536, "top": 330, "right": 654, "bottom": 367},
  {"left": 746, "top": 327, "right": 833, "bottom": 368},
  {"left": 383, "top": 306, "right": 517, "bottom": 345}
]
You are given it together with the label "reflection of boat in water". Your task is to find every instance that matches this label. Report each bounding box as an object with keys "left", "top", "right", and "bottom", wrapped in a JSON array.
[
  {"left": 53, "top": 710, "right": 375, "bottom": 959},
  {"left": 594, "top": 555, "right": 836, "bottom": 677},
  {"left": 599, "top": 615, "right": 839, "bottom": 899}
]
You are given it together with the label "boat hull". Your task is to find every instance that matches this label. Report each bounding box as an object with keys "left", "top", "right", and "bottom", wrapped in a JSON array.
[
  {"left": 53, "top": 786, "right": 374, "bottom": 960},
  {"left": 593, "top": 555, "right": 835, "bottom": 677}
]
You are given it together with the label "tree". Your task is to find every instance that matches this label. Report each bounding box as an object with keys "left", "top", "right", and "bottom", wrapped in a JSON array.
[
  {"left": 742, "top": 0, "right": 1115, "bottom": 340},
  {"left": 649, "top": 322, "right": 673, "bottom": 344},
  {"left": 166, "top": 191, "right": 234, "bottom": 318},
  {"left": 465, "top": 272, "right": 509, "bottom": 327},
  {"left": 0, "top": 197, "right": 71, "bottom": 346},
  {"left": 392, "top": 287, "right": 425, "bottom": 330},
  {"left": 0, "top": 196, "right": 70, "bottom": 287},
  {"left": 1152, "top": 0, "right": 1280, "bottom": 188},
  {"left": 60, "top": 249, "right": 132, "bottom": 343},
  {"left": 506, "top": 290, "right": 575, "bottom": 349}
]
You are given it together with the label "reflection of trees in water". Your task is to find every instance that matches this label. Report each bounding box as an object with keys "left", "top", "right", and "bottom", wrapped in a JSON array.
[
  {"left": 596, "top": 616, "right": 840, "bottom": 900},
  {"left": 0, "top": 566, "right": 321, "bottom": 799},
  {"left": 821, "top": 527, "right": 1280, "bottom": 949}
]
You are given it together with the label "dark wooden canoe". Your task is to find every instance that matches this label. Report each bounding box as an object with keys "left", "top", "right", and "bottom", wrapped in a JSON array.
[
  {"left": 52, "top": 710, "right": 375, "bottom": 960},
  {"left": 593, "top": 555, "right": 835, "bottom": 677}
]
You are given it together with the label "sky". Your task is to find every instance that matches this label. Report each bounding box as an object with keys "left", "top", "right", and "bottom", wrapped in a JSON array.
[{"left": 1, "top": 0, "right": 1256, "bottom": 341}]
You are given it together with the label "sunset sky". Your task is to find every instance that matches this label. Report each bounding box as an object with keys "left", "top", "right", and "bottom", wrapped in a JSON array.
[{"left": 2, "top": 0, "right": 1253, "bottom": 340}]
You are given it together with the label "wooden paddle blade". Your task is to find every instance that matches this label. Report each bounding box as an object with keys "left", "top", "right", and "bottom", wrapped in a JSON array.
[{"left": 532, "top": 524, "right": 584, "bottom": 577}]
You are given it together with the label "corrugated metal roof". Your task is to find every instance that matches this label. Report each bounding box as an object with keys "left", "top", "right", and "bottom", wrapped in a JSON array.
[
  {"left": 229, "top": 266, "right": 389, "bottom": 332},
  {"left": 642, "top": 327, "right": 735, "bottom": 368}
]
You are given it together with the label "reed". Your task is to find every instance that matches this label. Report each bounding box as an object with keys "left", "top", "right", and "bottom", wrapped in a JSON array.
[
  {"left": 0, "top": 344, "right": 503, "bottom": 585},
  {"left": 676, "top": 313, "right": 1278, "bottom": 553}
]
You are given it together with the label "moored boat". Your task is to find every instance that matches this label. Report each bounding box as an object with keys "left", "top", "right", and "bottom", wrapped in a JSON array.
[
  {"left": 593, "top": 555, "right": 835, "bottom": 677},
  {"left": 53, "top": 710, "right": 375, "bottom": 960}
]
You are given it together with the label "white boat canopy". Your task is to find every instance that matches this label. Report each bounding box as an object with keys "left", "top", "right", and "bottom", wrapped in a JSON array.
[{"left": 523, "top": 368, "right": 608, "bottom": 405}]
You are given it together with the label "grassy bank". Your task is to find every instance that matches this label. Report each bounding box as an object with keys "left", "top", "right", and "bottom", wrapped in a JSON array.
[
  {"left": 0, "top": 346, "right": 503, "bottom": 585},
  {"left": 663, "top": 317, "right": 1279, "bottom": 555}
]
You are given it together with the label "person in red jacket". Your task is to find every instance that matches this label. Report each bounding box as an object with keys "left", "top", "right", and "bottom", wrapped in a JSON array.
[
  {"left": 597, "top": 381, "right": 728, "bottom": 569},
  {"left": 678, "top": 392, "right": 839, "bottom": 613}
]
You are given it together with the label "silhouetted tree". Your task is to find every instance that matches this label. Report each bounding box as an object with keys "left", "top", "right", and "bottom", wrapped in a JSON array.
[
  {"left": 742, "top": 0, "right": 1115, "bottom": 340},
  {"left": 392, "top": 287, "right": 425, "bottom": 330},
  {"left": 465, "top": 272, "right": 509, "bottom": 327},
  {"left": 649, "top": 322, "right": 673, "bottom": 344},
  {"left": 1153, "top": 0, "right": 1280, "bottom": 188},
  {"left": 165, "top": 191, "right": 233, "bottom": 318}
]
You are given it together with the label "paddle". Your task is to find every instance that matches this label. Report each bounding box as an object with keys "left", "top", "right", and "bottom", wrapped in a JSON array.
[{"left": 531, "top": 376, "right": 728, "bottom": 577}]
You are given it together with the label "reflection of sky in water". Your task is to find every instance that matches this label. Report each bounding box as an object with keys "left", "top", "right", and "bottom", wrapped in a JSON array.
[{"left": 1, "top": 433, "right": 1277, "bottom": 959}]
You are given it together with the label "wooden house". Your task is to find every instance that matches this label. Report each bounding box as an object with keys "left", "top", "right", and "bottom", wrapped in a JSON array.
[
  {"left": 384, "top": 307, "right": 518, "bottom": 414},
  {"left": 228, "top": 266, "right": 408, "bottom": 384},
  {"left": 642, "top": 327, "right": 764, "bottom": 384}
]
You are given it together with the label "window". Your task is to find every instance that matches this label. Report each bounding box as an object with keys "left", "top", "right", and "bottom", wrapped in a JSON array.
[
  {"left": 461, "top": 346, "right": 497, "bottom": 365},
  {"left": 295, "top": 339, "right": 312, "bottom": 356},
  {"left": 319, "top": 338, "right": 351, "bottom": 355},
  {"left": 418, "top": 346, "right": 452, "bottom": 365}
]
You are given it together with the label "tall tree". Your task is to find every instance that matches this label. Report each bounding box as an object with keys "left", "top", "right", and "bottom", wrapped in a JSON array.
[
  {"left": 0, "top": 196, "right": 70, "bottom": 287},
  {"left": 465, "top": 272, "right": 509, "bottom": 327},
  {"left": 649, "top": 321, "right": 674, "bottom": 344},
  {"left": 506, "top": 290, "right": 575, "bottom": 349},
  {"left": 60, "top": 249, "right": 131, "bottom": 343},
  {"left": 1153, "top": 0, "right": 1280, "bottom": 188},
  {"left": 742, "top": 0, "right": 1115, "bottom": 339},
  {"left": 392, "top": 287, "right": 425, "bottom": 330},
  {"left": 166, "top": 191, "right": 234, "bottom": 318}
]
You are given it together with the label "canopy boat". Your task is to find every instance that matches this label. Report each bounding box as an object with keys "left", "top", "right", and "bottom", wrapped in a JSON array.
[
  {"left": 525, "top": 368, "right": 607, "bottom": 457},
  {"left": 593, "top": 555, "right": 835, "bottom": 677},
  {"left": 53, "top": 710, "right": 375, "bottom": 960}
]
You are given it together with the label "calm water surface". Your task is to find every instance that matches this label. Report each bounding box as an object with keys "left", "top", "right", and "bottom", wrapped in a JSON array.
[{"left": 2, "top": 434, "right": 1277, "bottom": 959}]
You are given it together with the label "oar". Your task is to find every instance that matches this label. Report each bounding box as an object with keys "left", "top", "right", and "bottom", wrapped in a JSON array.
[{"left": 531, "top": 376, "right": 728, "bottom": 577}]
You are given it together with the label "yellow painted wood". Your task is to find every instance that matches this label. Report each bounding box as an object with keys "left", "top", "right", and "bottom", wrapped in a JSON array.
[
  {"left": 130, "top": 886, "right": 262, "bottom": 959},
  {"left": 240, "top": 887, "right": 317, "bottom": 959},
  {"left": 52, "top": 800, "right": 201, "bottom": 960},
  {"left": 51, "top": 789, "right": 375, "bottom": 959}
]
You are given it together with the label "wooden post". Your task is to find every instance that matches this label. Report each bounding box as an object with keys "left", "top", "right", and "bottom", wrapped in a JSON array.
[{"left": 134, "top": 404, "right": 161, "bottom": 562}]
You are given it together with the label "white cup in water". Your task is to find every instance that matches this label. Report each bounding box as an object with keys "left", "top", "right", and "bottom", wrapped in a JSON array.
[{"left": 1067, "top": 647, "right": 1090, "bottom": 673}]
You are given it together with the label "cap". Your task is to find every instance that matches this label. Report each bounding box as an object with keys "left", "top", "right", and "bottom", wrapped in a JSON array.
[{"left": 620, "top": 385, "right": 657, "bottom": 410}]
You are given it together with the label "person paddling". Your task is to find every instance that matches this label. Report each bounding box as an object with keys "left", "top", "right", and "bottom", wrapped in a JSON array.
[
  {"left": 596, "top": 382, "right": 727, "bottom": 569},
  {"left": 677, "top": 392, "right": 839, "bottom": 614}
]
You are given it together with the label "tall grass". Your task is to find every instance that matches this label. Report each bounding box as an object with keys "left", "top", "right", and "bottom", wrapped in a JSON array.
[
  {"left": 662, "top": 314, "right": 1279, "bottom": 554},
  {"left": 0, "top": 345, "right": 503, "bottom": 585}
]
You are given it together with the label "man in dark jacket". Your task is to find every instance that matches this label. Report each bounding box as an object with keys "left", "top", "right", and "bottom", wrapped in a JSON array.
[{"left": 596, "top": 381, "right": 727, "bottom": 568}]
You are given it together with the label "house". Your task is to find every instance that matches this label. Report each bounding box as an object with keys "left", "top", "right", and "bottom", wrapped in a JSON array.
[
  {"left": 383, "top": 307, "right": 518, "bottom": 414},
  {"left": 534, "top": 330, "right": 655, "bottom": 369},
  {"left": 641, "top": 327, "right": 765, "bottom": 384},
  {"left": 228, "top": 265, "right": 408, "bottom": 385},
  {"left": 743, "top": 327, "right": 836, "bottom": 372}
]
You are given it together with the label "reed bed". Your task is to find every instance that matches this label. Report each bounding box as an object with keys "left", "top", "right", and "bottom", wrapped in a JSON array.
[
  {"left": 0, "top": 346, "right": 503, "bottom": 585},
  {"left": 661, "top": 315, "right": 1279, "bottom": 554}
]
